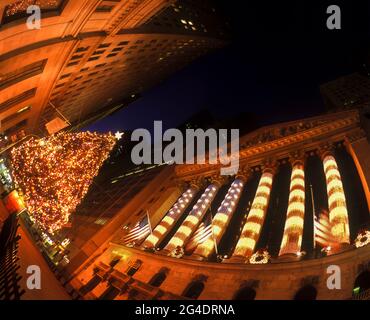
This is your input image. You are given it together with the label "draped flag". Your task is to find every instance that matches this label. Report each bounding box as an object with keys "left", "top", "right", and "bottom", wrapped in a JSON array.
[
  {"left": 185, "top": 211, "right": 213, "bottom": 254},
  {"left": 122, "top": 214, "right": 151, "bottom": 245},
  {"left": 314, "top": 212, "right": 337, "bottom": 247}
]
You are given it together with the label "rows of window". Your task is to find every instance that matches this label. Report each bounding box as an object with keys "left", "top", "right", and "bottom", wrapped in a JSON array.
[
  {"left": 0, "top": 59, "right": 47, "bottom": 91},
  {"left": 142, "top": 0, "right": 227, "bottom": 37},
  {"left": 0, "top": 88, "right": 36, "bottom": 113},
  {"left": 46, "top": 36, "right": 218, "bottom": 126},
  {"left": 0, "top": 58, "right": 46, "bottom": 141}
]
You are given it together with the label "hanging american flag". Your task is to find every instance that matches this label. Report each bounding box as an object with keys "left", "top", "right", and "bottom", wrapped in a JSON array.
[
  {"left": 185, "top": 213, "right": 213, "bottom": 254},
  {"left": 122, "top": 214, "right": 151, "bottom": 245},
  {"left": 314, "top": 212, "right": 337, "bottom": 247}
]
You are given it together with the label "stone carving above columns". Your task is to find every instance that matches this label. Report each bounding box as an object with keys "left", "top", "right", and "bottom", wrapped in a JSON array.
[
  {"left": 208, "top": 174, "right": 228, "bottom": 187},
  {"left": 235, "top": 165, "right": 251, "bottom": 181},
  {"left": 317, "top": 143, "right": 336, "bottom": 160},
  {"left": 288, "top": 150, "right": 307, "bottom": 166},
  {"left": 261, "top": 158, "right": 278, "bottom": 174},
  {"left": 178, "top": 177, "right": 207, "bottom": 190}
]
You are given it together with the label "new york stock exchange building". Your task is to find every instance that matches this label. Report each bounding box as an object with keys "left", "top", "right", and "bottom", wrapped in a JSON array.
[{"left": 65, "top": 109, "right": 370, "bottom": 300}]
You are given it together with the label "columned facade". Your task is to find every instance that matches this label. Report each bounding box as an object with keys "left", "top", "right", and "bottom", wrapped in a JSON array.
[
  {"left": 279, "top": 159, "right": 306, "bottom": 257},
  {"left": 163, "top": 179, "right": 222, "bottom": 254},
  {"left": 142, "top": 183, "right": 200, "bottom": 249},
  {"left": 231, "top": 166, "right": 274, "bottom": 260},
  {"left": 66, "top": 110, "right": 370, "bottom": 300},
  {"left": 192, "top": 176, "right": 246, "bottom": 259},
  {"left": 321, "top": 151, "right": 350, "bottom": 245}
]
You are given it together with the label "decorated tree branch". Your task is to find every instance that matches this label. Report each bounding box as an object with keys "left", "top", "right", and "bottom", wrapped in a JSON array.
[{"left": 10, "top": 131, "right": 117, "bottom": 233}]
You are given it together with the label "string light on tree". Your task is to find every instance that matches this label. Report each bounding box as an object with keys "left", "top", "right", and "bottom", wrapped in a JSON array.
[
  {"left": 11, "top": 131, "right": 116, "bottom": 233},
  {"left": 5, "top": 0, "right": 61, "bottom": 17}
]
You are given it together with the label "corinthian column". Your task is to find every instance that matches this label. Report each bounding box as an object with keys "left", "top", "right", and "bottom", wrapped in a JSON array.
[
  {"left": 231, "top": 166, "right": 275, "bottom": 260},
  {"left": 279, "top": 159, "right": 306, "bottom": 257},
  {"left": 141, "top": 181, "right": 200, "bottom": 249},
  {"left": 192, "top": 172, "right": 248, "bottom": 259},
  {"left": 321, "top": 150, "right": 350, "bottom": 244},
  {"left": 163, "top": 178, "right": 223, "bottom": 254}
]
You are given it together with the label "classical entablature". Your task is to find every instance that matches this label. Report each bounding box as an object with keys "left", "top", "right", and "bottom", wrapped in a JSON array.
[{"left": 175, "top": 110, "right": 364, "bottom": 181}]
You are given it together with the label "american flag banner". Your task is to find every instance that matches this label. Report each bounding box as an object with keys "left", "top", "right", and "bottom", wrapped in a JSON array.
[
  {"left": 122, "top": 215, "right": 151, "bottom": 245},
  {"left": 314, "top": 212, "right": 337, "bottom": 247},
  {"left": 185, "top": 213, "right": 213, "bottom": 254}
]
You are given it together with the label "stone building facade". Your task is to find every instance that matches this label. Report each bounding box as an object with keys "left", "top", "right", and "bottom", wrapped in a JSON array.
[{"left": 65, "top": 109, "right": 370, "bottom": 300}]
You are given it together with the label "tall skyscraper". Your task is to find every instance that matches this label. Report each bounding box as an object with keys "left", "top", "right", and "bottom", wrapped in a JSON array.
[{"left": 0, "top": 0, "right": 228, "bottom": 140}]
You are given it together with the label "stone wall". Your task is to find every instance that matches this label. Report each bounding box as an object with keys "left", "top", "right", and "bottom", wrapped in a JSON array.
[{"left": 72, "top": 243, "right": 370, "bottom": 300}]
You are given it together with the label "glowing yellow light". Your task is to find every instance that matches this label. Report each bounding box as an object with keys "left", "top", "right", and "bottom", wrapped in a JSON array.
[
  {"left": 279, "top": 163, "right": 305, "bottom": 256},
  {"left": 164, "top": 184, "right": 219, "bottom": 252},
  {"left": 355, "top": 231, "right": 370, "bottom": 248},
  {"left": 323, "top": 155, "right": 350, "bottom": 244},
  {"left": 249, "top": 250, "right": 270, "bottom": 264},
  {"left": 193, "top": 179, "right": 244, "bottom": 258},
  {"left": 155, "top": 225, "right": 167, "bottom": 235},
  {"left": 233, "top": 172, "right": 273, "bottom": 258},
  {"left": 142, "top": 188, "right": 196, "bottom": 248},
  {"left": 11, "top": 131, "right": 116, "bottom": 233},
  {"left": 244, "top": 222, "right": 262, "bottom": 234}
]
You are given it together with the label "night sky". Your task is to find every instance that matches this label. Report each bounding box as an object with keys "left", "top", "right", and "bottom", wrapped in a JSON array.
[{"left": 86, "top": 1, "right": 370, "bottom": 133}]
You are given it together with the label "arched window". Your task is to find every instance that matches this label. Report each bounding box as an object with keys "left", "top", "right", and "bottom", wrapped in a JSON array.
[
  {"left": 294, "top": 285, "right": 317, "bottom": 300},
  {"left": 149, "top": 270, "right": 168, "bottom": 287},
  {"left": 233, "top": 286, "right": 256, "bottom": 300},
  {"left": 182, "top": 281, "right": 205, "bottom": 300},
  {"left": 353, "top": 270, "right": 370, "bottom": 296}
]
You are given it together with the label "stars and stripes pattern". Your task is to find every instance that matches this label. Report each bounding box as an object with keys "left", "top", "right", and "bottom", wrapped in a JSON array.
[
  {"left": 185, "top": 213, "right": 213, "bottom": 254},
  {"left": 122, "top": 215, "right": 151, "bottom": 245},
  {"left": 314, "top": 212, "right": 336, "bottom": 247}
]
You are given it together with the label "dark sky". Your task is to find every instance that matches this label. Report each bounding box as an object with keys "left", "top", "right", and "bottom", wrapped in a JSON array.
[{"left": 86, "top": 1, "right": 370, "bottom": 133}]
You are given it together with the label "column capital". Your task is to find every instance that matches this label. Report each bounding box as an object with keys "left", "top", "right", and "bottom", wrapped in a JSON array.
[
  {"left": 261, "top": 159, "right": 278, "bottom": 174},
  {"left": 235, "top": 166, "right": 251, "bottom": 181},
  {"left": 178, "top": 177, "right": 206, "bottom": 190},
  {"left": 188, "top": 177, "right": 207, "bottom": 189},
  {"left": 208, "top": 174, "right": 228, "bottom": 187},
  {"left": 317, "top": 143, "right": 335, "bottom": 160},
  {"left": 288, "top": 151, "right": 306, "bottom": 166}
]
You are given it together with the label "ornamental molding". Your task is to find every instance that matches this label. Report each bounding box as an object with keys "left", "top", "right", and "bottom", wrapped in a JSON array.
[
  {"left": 104, "top": 0, "right": 137, "bottom": 34},
  {"left": 105, "top": 0, "right": 175, "bottom": 34},
  {"left": 175, "top": 110, "right": 361, "bottom": 179}
]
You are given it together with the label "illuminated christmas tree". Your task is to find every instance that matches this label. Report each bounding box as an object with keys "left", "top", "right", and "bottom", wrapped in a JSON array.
[{"left": 10, "top": 131, "right": 117, "bottom": 233}]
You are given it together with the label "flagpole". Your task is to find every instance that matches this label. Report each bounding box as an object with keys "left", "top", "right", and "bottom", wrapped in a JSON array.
[
  {"left": 146, "top": 210, "right": 153, "bottom": 236},
  {"left": 310, "top": 184, "right": 316, "bottom": 251},
  {"left": 209, "top": 205, "right": 219, "bottom": 257}
]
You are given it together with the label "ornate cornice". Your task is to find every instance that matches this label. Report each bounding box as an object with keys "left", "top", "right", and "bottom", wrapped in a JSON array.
[{"left": 175, "top": 110, "right": 361, "bottom": 180}]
